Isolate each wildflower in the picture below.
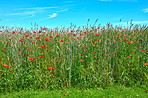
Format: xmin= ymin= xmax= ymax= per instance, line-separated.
xmin=83 ymin=31 xmax=87 ymax=34
xmin=82 ymin=45 xmax=84 ymax=47
xmin=142 ymin=50 xmax=146 ymax=52
xmin=136 ymin=29 xmax=139 ymax=31
xmin=9 ymin=66 xmax=12 ymax=68
xmin=95 ymin=42 xmax=97 ymax=44
xmin=143 ymin=63 xmax=148 ymax=65
xmin=121 ymin=30 xmax=124 ymax=32
xmin=60 ymin=57 xmax=62 ymax=59
xmin=73 ymin=34 xmax=76 ymax=36
xmin=7 ymin=42 xmax=9 ymax=43
xmin=42 ymin=28 xmax=45 ymax=30
xmin=56 ymin=35 xmax=59 ymax=37
xmin=66 ymin=48 xmax=68 ymax=50
xmin=6 ymin=66 xmax=9 ymax=68
xmin=40 ymin=56 xmax=43 ymax=58
xmin=106 ymin=54 xmax=109 ymax=56
xmin=12 ymin=31 xmax=15 ymax=34
xmin=84 ymin=49 xmax=87 ymax=51
xmin=114 ymin=42 xmax=116 ymax=44
xmin=79 ymin=54 xmax=82 ymax=56
xmin=117 ymin=36 xmax=120 ymax=39
xmin=49 ymin=67 xmax=54 ymax=71
xmin=133 ymin=39 xmax=136 ymax=42
xmin=26 ymin=54 xmax=28 ymax=56
xmin=92 ymin=44 xmax=95 ymax=47
xmin=50 ymin=63 xmax=52 ymax=65
xmin=124 ymin=39 xmax=127 ymax=41
xmin=81 ymin=60 xmax=83 ymax=62
xmin=83 ymin=69 xmax=85 ymax=71
xmin=18 ymin=50 xmax=20 ymax=52
xmin=47 ymin=49 xmax=49 ymax=52
xmin=3 ymin=64 xmax=7 ymax=66
xmin=104 ymin=50 xmax=107 ymax=52
xmin=49 ymin=36 xmax=53 ymax=38
xmin=40 ymin=45 xmax=45 ymax=49
xmin=65 ymin=94 xmax=69 ymax=97
xmin=33 ymin=31 xmax=36 ymax=33
xmin=27 ymin=49 xmax=31 ymax=51
xmin=18 ymin=54 xmax=21 ymax=56
xmin=128 ymin=42 xmax=131 ymax=44
xmin=139 ymin=46 xmax=142 ymax=48
xmin=33 ymin=42 xmax=35 ymax=44
xmin=97 ymin=27 xmax=100 ymax=29
xmin=123 ymin=67 xmax=125 ymax=68
xmin=94 ymin=52 xmax=96 ymax=54
xmin=127 ymin=56 xmax=130 ymax=58
xmin=45 ymin=45 xmax=47 ymax=47
xmin=20 ymin=40 xmax=23 ymax=42
xmin=61 ymin=59 xmax=63 ymax=61
xmin=36 ymin=37 xmax=40 ymax=39
xmin=68 ymin=33 xmax=71 ymax=35
xmin=60 ymin=40 xmax=64 ymax=42
xmin=25 ymin=34 xmax=29 ymax=37
xmin=115 ymin=54 xmax=117 ymax=57
xmin=71 ymin=30 xmax=73 ymax=32
xmin=39 ymin=30 xmax=41 ymax=33
xmin=29 ymin=58 xmax=35 ymax=61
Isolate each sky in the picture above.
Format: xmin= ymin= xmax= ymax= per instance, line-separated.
xmin=0 ymin=0 xmax=148 ymax=30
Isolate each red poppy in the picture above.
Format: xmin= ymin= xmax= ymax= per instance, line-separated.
xmin=3 ymin=50 xmax=5 ymax=51
xmin=33 ymin=42 xmax=35 ymax=44
xmin=128 ymin=42 xmax=131 ymax=44
xmin=133 ymin=39 xmax=136 ymax=42
xmin=82 ymin=45 xmax=84 ymax=47
xmin=83 ymin=31 xmax=87 ymax=34
xmin=71 ymin=30 xmax=73 ymax=32
xmin=61 ymin=59 xmax=63 ymax=61
xmin=104 ymin=50 xmax=107 ymax=52
xmin=143 ymin=63 xmax=148 ymax=65
xmin=97 ymin=27 xmax=100 ymax=29
xmin=79 ymin=54 xmax=82 ymax=56
xmin=95 ymin=42 xmax=97 ymax=44
xmin=7 ymin=42 xmax=9 ymax=43
xmin=60 ymin=57 xmax=62 ymax=59
xmin=18 ymin=54 xmax=21 ymax=56
xmin=84 ymin=49 xmax=87 ymax=51
xmin=49 ymin=36 xmax=53 ymax=38
xmin=81 ymin=60 xmax=83 ymax=62
xmin=60 ymin=40 xmax=64 ymax=42
xmin=26 ymin=54 xmax=28 ymax=56
xmin=139 ymin=46 xmax=142 ymax=48
xmin=6 ymin=66 xmax=9 ymax=68
xmin=50 ymin=63 xmax=52 ymax=65
xmin=20 ymin=40 xmax=23 ymax=42
xmin=106 ymin=54 xmax=109 ymax=56
xmin=115 ymin=54 xmax=117 ymax=57
xmin=68 ymin=33 xmax=71 ymax=35
xmin=33 ymin=31 xmax=36 ymax=33
xmin=73 ymin=34 xmax=76 ymax=36
xmin=117 ymin=36 xmax=120 ymax=39
xmin=114 ymin=42 xmax=116 ymax=44
xmin=40 ymin=56 xmax=43 ymax=58
xmin=127 ymin=56 xmax=130 ymax=58
xmin=142 ymin=50 xmax=146 ymax=52
xmin=47 ymin=49 xmax=49 ymax=52
xmin=12 ymin=31 xmax=15 ymax=34
xmin=95 ymin=34 xmax=98 ymax=36
xmin=36 ymin=37 xmax=39 ymax=39
xmin=39 ymin=30 xmax=41 ymax=33
xmin=28 ymin=49 xmax=31 ymax=51
xmin=56 ymin=35 xmax=59 ymax=37
xmin=136 ymin=29 xmax=139 ymax=31
xmin=40 ymin=45 xmax=45 ymax=49
xmin=18 ymin=50 xmax=20 ymax=52
xmin=25 ymin=35 xmax=29 ymax=37
xmin=49 ymin=67 xmax=54 ymax=71
xmin=42 ymin=28 xmax=45 ymax=30
xmin=66 ymin=48 xmax=68 ymax=50
xmin=65 ymin=94 xmax=69 ymax=96
xmin=94 ymin=52 xmax=96 ymax=54
xmin=83 ymin=69 xmax=85 ymax=71
xmin=124 ymin=39 xmax=127 ymax=41
xmin=29 ymin=58 xmax=35 ymax=61
xmin=121 ymin=30 xmax=124 ymax=32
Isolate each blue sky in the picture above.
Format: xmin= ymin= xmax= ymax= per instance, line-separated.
xmin=0 ymin=0 xmax=148 ymax=29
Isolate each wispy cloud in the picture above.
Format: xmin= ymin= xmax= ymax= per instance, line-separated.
xmin=143 ymin=8 xmax=148 ymax=13
xmin=48 ymin=13 xmax=57 ymax=18
xmin=14 ymin=7 xmax=57 ymax=10
xmin=6 ymin=11 xmax=39 ymax=16
xmin=99 ymin=0 xmax=112 ymax=1
xmin=22 ymin=14 xmax=35 ymax=19
xmin=56 ymin=9 xmax=69 ymax=12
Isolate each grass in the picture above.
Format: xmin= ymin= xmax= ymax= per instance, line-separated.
xmin=1 ymin=86 xmax=148 ymax=98
xmin=0 ymin=21 xmax=148 ymax=94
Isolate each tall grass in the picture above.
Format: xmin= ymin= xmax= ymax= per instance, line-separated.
xmin=0 ymin=22 xmax=148 ymax=93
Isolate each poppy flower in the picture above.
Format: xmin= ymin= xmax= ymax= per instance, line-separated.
xmin=47 ymin=49 xmax=49 ymax=52
xmin=49 ymin=36 xmax=53 ymax=38
xmin=66 ymin=48 xmax=68 ymax=50
xmin=3 ymin=50 xmax=5 ymax=51
xmin=82 ymin=45 xmax=84 ymax=47
xmin=49 ymin=67 xmax=54 ymax=71
xmin=84 ymin=49 xmax=87 ymax=51
xmin=124 ymin=39 xmax=127 ymax=41
xmin=12 ymin=31 xmax=15 ymax=34
xmin=56 ymin=35 xmax=59 ymax=37
xmin=26 ymin=54 xmax=28 ymax=56
xmin=94 ymin=52 xmax=96 ymax=54
xmin=39 ymin=30 xmax=41 ymax=33
xmin=9 ymin=66 xmax=12 ymax=68
xmin=97 ymin=27 xmax=100 ymax=29
xmin=83 ymin=31 xmax=87 ymax=34
xmin=65 ymin=94 xmax=69 ymax=96
xmin=50 ymin=63 xmax=52 ymax=65
xmin=133 ymin=39 xmax=136 ymax=42
xmin=18 ymin=54 xmax=21 ymax=56
xmin=33 ymin=42 xmax=35 ymax=44
xmin=95 ymin=42 xmax=97 ymax=44
xmin=61 ymin=59 xmax=63 ymax=61
xmin=106 ymin=54 xmax=109 ymax=56
xmin=28 ymin=49 xmax=31 ymax=51
xmin=136 ymin=29 xmax=139 ymax=31
xmin=142 ymin=50 xmax=146 ymax=52
xmin=29 ymin=58 xmax=35 ymax=61
xmin=121 ymin=30 xmax=124 ymax=32
xmin=40 ymin=56 xmax=43 ymax=58
xmin=79 ymin=54 xmax=82 ymax=56
xmin=143 ymin=63 xmax=148 ymax=65
xmin=114 ymin=42 xmax=116 ymax=44
xmin=73 ymin=34 xmax=76 ymax=36
xmin=139 ymin=46 xmax=142 ymax=48
xmin=127 ymin=56 xmax=130 ymax=58
xmin=81 ymin=60 xmax=83 ymax=62
xmin=6 ymin=66 xmax=9 ymax=68
xmin=42 ymin=28 xmax=45 ymax=30
xmin=33 ymin=31 xmax=36 ymax=33
xmin=60 ymin=40 xmax=64 ymax=42
xmin=95 ymin=34 xmax=98 ymax=36
xmin=36 ymin=37 xmax=40 ymax=39
xmin=60 ymin=57 xmax=62 ymax=59
xmin=104 ymin=50 xmax=107 ymax=52
xmin=20 ymin=40 xmax=23 ymax=42
xmin=68 ymin=33 xmax=71 ymax=35
xmin=40 ymin=45 xmax=45 ymax=49
xmin=117 ymin=36 xmax=120 ymax=39
xmin=128 ymin=42 xmax=131 ymax=44
xmin=71 ymin=30 xmax=73 ymax=32
xmin=115 ymin=54 xmax=117 ymax=57
xmin=83 ymin=69 xmax=85 ymax=71
xmin=25 ymin=34 xmax=29 ymax=37
xmin=7 ymin=42 xmax=9 ymax=43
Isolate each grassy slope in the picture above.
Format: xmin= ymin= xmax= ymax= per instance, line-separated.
xmin=1 ymin=86 xmax=148 ymax=98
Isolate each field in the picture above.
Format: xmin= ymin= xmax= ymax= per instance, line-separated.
xmin=0 ymin=22 xmax=148 ymax=97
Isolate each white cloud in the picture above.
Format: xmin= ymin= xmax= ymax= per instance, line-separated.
xmin=14 ymin=7 xmax=57 ymax=10
xmin=99 ymin=0 xmax=112 ymax=1
xmin=49 ymin=13 xmax=57 ymax=18
xmin=143 ymin=8 xmax=148 ymax=13
xmin=56 ymin=9 xmax=68 ymax=12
